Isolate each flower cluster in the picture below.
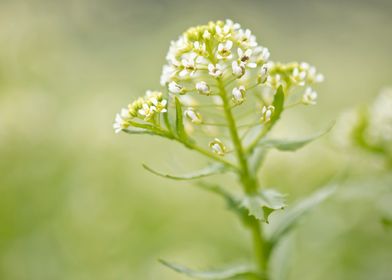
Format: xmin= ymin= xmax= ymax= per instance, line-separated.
xmin=114 ymin=19 xmax=324 ymax=144
xmin=113 ymin=90 xmax=168 ymax=133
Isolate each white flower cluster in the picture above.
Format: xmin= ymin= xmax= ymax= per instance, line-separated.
xmin=160 ymin=20 xmax=271 ymax=101
xmin=113 ymin=90 xmax=168 ymax=133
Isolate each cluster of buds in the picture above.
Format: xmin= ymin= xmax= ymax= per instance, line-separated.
xmin=113 ymin=90 xmax=168 ymax=133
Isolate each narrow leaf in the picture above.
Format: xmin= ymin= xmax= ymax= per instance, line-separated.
xmin=159 ymin=260 xmax=258 ymax=279
xmin=268 ymin=185 xmax=336 ymax=245
xmin=241 ymin=189 xmax=286 ymax=223
xmin=175 ymin=96 xmax=187 ymax=140
xmin=258 ymin=123 xmax=334 ymax=152
xmin=270 ymin=85 xmax=285 ymax=125
xmin=142 ymin=163 xmax=225 ymax=181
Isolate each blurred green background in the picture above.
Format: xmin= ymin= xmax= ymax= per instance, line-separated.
xmin=0 ymin=0 xmax=391 ymax=279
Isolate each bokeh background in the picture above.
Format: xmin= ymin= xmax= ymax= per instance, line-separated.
xmin=0 ymin=0 xmax=391 ymax=279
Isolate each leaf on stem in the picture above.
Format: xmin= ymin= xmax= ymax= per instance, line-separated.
xmin=174 ymin=96 xmax=188 ymax=141
xmin=241 ymin=189 xmax=287 ymax=223
xmin=142 ymin=163 xmax=226 ymax=181
xmin=268 ymin=184 xmax=336 ymax=245
xmin=159 ymin=260 xmax=259 ymax=279
xmin=257 ymin=123 xmax=334 ymax=152
xmin=270 ymin=85 xmax=285 ymax=125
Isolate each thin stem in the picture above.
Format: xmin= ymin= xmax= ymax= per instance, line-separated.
xmin=217 ymin=77 xmax=268 ymax=276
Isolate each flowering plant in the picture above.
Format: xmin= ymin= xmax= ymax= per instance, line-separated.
xmin=114 ymin=20 xmax=333 ymax=280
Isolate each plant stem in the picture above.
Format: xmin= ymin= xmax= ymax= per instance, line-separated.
xmin=217 ymin=78 xmax=268 ymax=277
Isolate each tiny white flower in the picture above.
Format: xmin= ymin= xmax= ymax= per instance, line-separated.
xmin=208 ymin=63 xmax=224 ymax=78
xmin=261 ymin=105 xmax=275 ymax=123
xmin=258 ymin=64 xmax=269 ymax=84
xmin=203 ymin=30 xmax=211 ymax=39
xmin=292 ymin=67 xmax=307 ymax=86
xmin=255 ymin=46 xmax=270 ymax=63
xmin=168 ymin=81 xmax=185 ymax=94
xmin=232 ymin=86 xmax=246 ymax=104
xmin=193 ymin=41 xmax=206 ymax=55
xmin=138 ymin=103 xmax=156 ymax=120
xmin=236 ymin=28 xmax=257 ymax=48
xmin=215 ymin=24 xmax=231 ymax=41
xmin=184 ymin=108 xmax=202 ymax=124
xmin=209 ymin=138 xmax=226 ymax=156
xmin=217 ymin=40 xmax=233 ymax=60
xmin=232 ymin=61 xmax=245 ymax=77
xmin=113 ymin=113 xmax=129 ymax=134
xmin=179 ymin=53 xmax=198 ymax=77
xmin=225 ymin=19 xmax=241 ymax=30
xmin=196 ymin=81 xmax=211 ymax=95
xmin=302 ymin=87 xmax=318 ymax=105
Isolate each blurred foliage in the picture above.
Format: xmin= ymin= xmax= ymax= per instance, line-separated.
xmin=0 ymin=0 xmax=391 ymax=279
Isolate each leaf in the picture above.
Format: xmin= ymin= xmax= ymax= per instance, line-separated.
xmin=257 ymin=123 xmax=334 ymax=152
xmin=142 ymin=163 xmax=226 ymax=181
xmin=159 ymin=260 xmax=259 ymax=279
xmin=196 ymin=182 xmax=252 ymax=226
xmin=268 ymin=185 xmax=336 ymax=245
xmin=241 ymin=189 xmax=287 ymax=223
xmin=175 ymin=96 xmax=187 ymax=140
xmin=270 ymin=86 xmax=285 ymax=125
xmin=123 ymin=128 xmax=173 ymax=138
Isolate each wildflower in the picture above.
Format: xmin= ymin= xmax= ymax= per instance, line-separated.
xmin=208 ymin=63 xmax=224 ymax=78
xmin=215 ymin=23 xmax=232 ymax=41
xmin=302 ymin=87 xmax=318 ymax=105
xmin=113 ymin=109 xmax=131 ymax=133
xmin=237 ymin=48 xmax=257 ymax=68
xmin=209 ymin=138 xmax=226 ymax=156
xmin=232 ymin=86 xmax=246 ymax=104
xmin=217 ymin=40 xmax=233 ymax=60
xmin=184 ymin=108 xmax=202 ymax=124
xmin=168 ymin=81 xmax=186 ymax=94
xmin=202 ymin=30 xmax=211 ymax=40
xmin=292 ymin=67 xmax=307 ymax=86
xmin=193 ymin=41 xmax=207 ymax=56
xmin=138 ymin=103 xmax=156 ymax=121
xmin=179 ymin=53 xmax=198 ymax=77
xmin=261 ymin=105 xmax=275 ymax=123
xmin=232 ymin=61 xmax=245 ymax=77
xmin=236 ymin=29 xmax=257 ymax=48
xmin=196 ymin=81 xmax=211 ymax=95
xmin=257 ymin=64 xmax=269 ymax=84
xmin=254 ymin=46 xmax=270 ymax=64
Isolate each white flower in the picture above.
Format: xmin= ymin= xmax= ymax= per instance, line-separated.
xmin=138 ymin=103 xmax=156 ymax=121
xmin=113 ymin=110 xmax=130 ymax=133
xmin=237 ymin=48 xmax=257 ymax=68
xmin=258 ymin=64 xmax=269 ymax=84
xmin=208 ymin=63 xmax=224 ymax=78
xmin=179 ymin=53 xmax=198 ymax=77
xmin=202 ymin=30 xmax=211 ymax=39
xmin=217 ymin=40 xmax=233 ymax=60
xmin=168 ymin=81 xmax=185 ymax=94
xmin=193 ymin=41 xmax=206 ymax=56
xmin=302 ymin=87 xmax=318 ymax=105
xmin=215 ymin=24 xmax=232 ymax=41
xmin=196 ymin=81 xmax=211 ymax=95
xmin=232 ymin=61 xmax=245 ymax=77
xmin=292 ymin=67 xmax=307 ymax=86
xmin=209 ymin=138 xmax=226 ymax=156
xmin=261 ymin=105 xmax=275 ymax=123
xmin=236 ymin=29 xmax=257 ymax=48
xmin=266 ymin=74 xmax=281 ymax=89
xmin=184 ymin=108 xmax=202 ymax=124
xmin=232 ymin=86 xmax=246 ymax=104
xmin=308 ymin=66 xmax=324 ymax=83
xmin=254 ymin=46 xmax=270 ymax=63
xmin=160 ymin=65 xmax=176 ymax=86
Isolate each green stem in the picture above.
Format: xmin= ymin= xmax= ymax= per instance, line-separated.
xmin=217 ymin=78 xmax=268 ymax=276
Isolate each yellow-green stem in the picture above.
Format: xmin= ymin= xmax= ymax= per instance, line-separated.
xmin=217 ymin=78 xmax=268 ymax=276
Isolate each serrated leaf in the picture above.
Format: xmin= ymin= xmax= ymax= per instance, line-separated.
xmin=241 ymin=189 xmax=287 ymax=223
xmin=175 ymin=96 xmax=187 ymax=140
xmin=270 ymin=86 xmax=285 ymax=125
xmin=142 ymin=163 xmax=226 ymax=181
xmin=258 ymin=123 xmax=334 ymax=152
xmin=268 ymin=185 xmax=336 ymax=245
xmin=159 ymin=260 xmax=259 ymax=279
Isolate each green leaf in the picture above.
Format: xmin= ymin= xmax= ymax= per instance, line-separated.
xmin=142 ymin=163 xmax=226 ymax=181
xmin=257 ymin=123 xmax=334 ymax=152
xmin=159 ymin=260 xmax=259 ymax=279
xmin=241 ymin=189 xmax=287 ymax=223
xmin=123 ymin=128 xmax=173 ymax=138
xmin=268 ymin=185 xmax=336 ymax=245
xmin=175 ymin=96 xmax=187 ymax=140
xmin=196 ymin=182 xmax=252 ymax=226
xmin=270 ymin=85 xmax=285 ymax=125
